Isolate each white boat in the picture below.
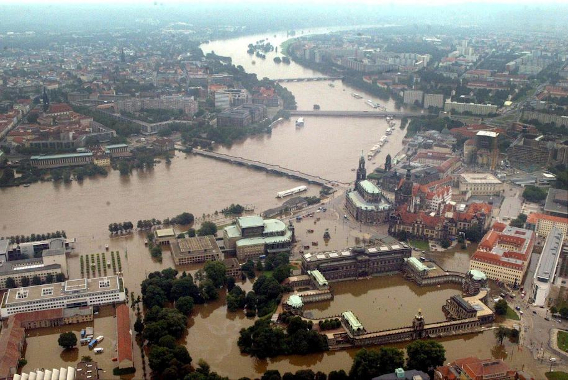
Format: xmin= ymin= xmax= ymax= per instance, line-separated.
xmin=96 ymin=335 xmax=104 ymax=342
xmin=351 ymin=93 xmax=363 ymax=99
xmin=386 ymin=127 xmax=392 ymax=135
xmin=94 ymin=348 xmax=104 ymax=354
xmin=277 ymin=185 xmax=308 ymax=198
xmin=295 ymin=117 xmax=304 ymax=127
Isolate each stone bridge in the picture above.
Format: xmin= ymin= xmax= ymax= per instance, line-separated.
xmin=191 ymin=148 xmax=348 ymax=188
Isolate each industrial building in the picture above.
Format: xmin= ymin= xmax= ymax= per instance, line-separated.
xmin=170 ymin=235 xmax=222 ymax=265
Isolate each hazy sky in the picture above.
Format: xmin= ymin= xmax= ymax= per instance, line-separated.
xmin=0 ymin=0 xmax=567 ymax=4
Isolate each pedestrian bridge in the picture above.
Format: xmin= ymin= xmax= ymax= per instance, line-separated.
xmin=191 ymin=149 xmax=348 ymax=188
xmin=289 ymin=110 xmax=423 ymax=118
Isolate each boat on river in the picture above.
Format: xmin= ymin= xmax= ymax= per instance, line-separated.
xmin=351 ymin=93 xmax=363 ymax=99
xmin=366 ymin=100 xmax=379 ymax=108
xmin=277 ymin=185 xmax=307 ymax=198
xmin=295 ymin=117 xmax=304 ymax=127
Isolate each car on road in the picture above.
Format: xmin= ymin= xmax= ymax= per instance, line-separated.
xmin=533 ymin=310 xmax=537 ymax=314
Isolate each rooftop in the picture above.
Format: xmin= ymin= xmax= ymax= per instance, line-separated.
xmin=303 ymin=242 xmax=409 ymax=263
xmin=236 ymin=228 xmax=293 ymax=247
xmin=342 ymin=311 xmax=364 ymax=331
xmin=460 ymin=173 xmax=502 ymax=184
xmin=237 ymin=216 xmax=265 ymax=229
xmin=308 ymin=270 xmax=328 ymax=287
xmin=359 ymin=180 xmax=381 ymax=195
xmin=469 ymin=269 xmax=487 ymax=281
xmin=116 ymin=303 xmax=133 ymax=364
xmin=3 ymin=276 xmax=121 ymax=306
xmin=155 ymin=228 xmax=175 ymax=238
xmin=30 ymin=152 xmax=93 ymax=160
xmin=544 ymin=188 xmax=568 ymax=216
xmin=286 ymin=294 xmax=304 ymax=308
xmin=535 ymin=226 xmax=564 ymax=283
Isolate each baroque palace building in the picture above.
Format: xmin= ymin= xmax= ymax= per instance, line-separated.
xmin=345 ymin=155 xmax=392 ymax=224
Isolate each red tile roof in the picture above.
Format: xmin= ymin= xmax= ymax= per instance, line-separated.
xmin=116 ymin=304 xmax=133 ymax=365
xmin=0 ymin=316 xmax=26 ymax=379
xmin=527 ymin=212 xmax=568 ymax=225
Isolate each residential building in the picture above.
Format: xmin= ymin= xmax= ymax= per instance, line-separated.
xmin=0 ymin=276 xmax=126 ymax=318
xmin=544 ymin=188 xmax=568 ymax=218
xmin=434 ymin=357 xmax=520 ymax=380
xmin=301 ymin=239 xmax=411 ymax=281
xmin=525 ymin=213 xmax=568 ymax=240
xmin=444 ymin=101 xmax=498 ymax=115
xmin=116 ymin=95 xmax=198 ymax=115
xmin=170 ymin=235 xmax=222 ymax=265
xmin=116 ymin=304 xmax=134 ymax=370
xmin=469 ymin=223 xmax=535 ymax=286
xmin=216 ymin=103 xmax=267 ymax=128
xmin=522 ymin=110 xmax=568 ymax=127
xmin=403 ymin=90 xmax=424 ymax=105
xmin=532 ymin=227 xmax=565 ymax=307
xmin=424 ymin=93 xmax=444 ymax=109
xmin=214 ymin=91 xmax=230 ymax=110
xmin=458 ymin=173 xmax=503 ymax=199
xmin=223 ymin=216 xmax=293 ymax=262
xmin=345 ymin=155 xmax=392 ymax=224
xmin=252 ymin=87 xmax=280 ymax=107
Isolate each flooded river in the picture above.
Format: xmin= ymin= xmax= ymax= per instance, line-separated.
xmin=1 ymin=29 xmax=535 ymax=379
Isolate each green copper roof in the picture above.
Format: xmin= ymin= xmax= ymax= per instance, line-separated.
xmin=469 ymin=269 xmax=487 ymax=281
xmin=286 ymin=294 xmax=304 ymax=308
xmin=359 ymin=180 xmax=380 ymax=194
xmin=342 ymin=311 xmax=363 ymax=331
xmin=237 ymin=216 xmax=265 ymax=229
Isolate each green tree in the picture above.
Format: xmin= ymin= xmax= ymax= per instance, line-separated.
xmin=328 ymin=370 xmax=349 ymax=380
xmin=144 ymin=285 xmax=168 ymax=309
xmin=272 ymin=264 xmax=291 ymax=283
xmin=56 ymin=273 xmax=65 ymax=282
xmin=21 ymin=277 xmax=30 ymax=287
xmin=134 ymin=317 xmax=144 ymax=334
xmin=149 ymin=346 xmax=174 ymax=373
xmin=522 ymin=186 xmax=547 ymax=203
xmin=198 ymin=221 xmax=218 ymax=236
xmin=176 ymin=296 xmax=195 ymax=315
xmin=495 ymin=299 xmax=508 ymax=315
xmin=349 ymin=347 xmax=405 ymax=380
xmin=81 ymin=355 xmax=92 ymax=362
xmin=158 ymin=335 xmax=177 ymax=349
xmin=45 ymin=273 xmax=54 ymax=283
xmin=406 ymin=340 xmax=445 ymax=373
xmin=495 ymin=326 xmax=508 ymax=345
xmin=204 ymin=261 xmax=226 ymax=287
xmin=58 ymin=332 xmax=77 ymax=349
xmin=31 ymin=275 xmax=42 ymax=285
xmin=200 ymin=279 xmax=219 ymax=301
xmin=5 ymin=277 xmax=16 ymax=288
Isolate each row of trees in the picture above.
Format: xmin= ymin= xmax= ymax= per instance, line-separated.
xmin=522 ymin=185 xmax=548 ymax=203
xmin=6 ymin=230 xmax=66 ymax=244
xmin=5 ymin=273 xmax=65 ymax=288
xmin=108 ymin=222 xmax=134 ymax=234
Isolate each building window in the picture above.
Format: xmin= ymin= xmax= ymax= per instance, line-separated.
xmin=42 ymin=287 xmax=54 ymax=296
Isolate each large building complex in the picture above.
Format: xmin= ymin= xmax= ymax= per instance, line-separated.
xmin=531 ymin=227 xmax=565 ymax=307
xmin=345 ymin=156 xmax=392 ymax=224
xmin=301 ymin=240 xmax=412 ymax=281
xmin=1 ymin=276 xmax=126 ymax=318
xmin=469 ymin=223 xmax=535 ymax=286
xmin=434 ymin=357 xmax=520 ymax=380
xmin=216 ymin=104 xmax=267 ymax=127
xmin=223 ymin=216 xmax=293 ymax=262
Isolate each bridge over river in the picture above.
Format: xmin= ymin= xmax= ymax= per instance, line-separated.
xmin=191 ymin=149 xmax=348 ymax=188
xmin=274 ymin=76 xmax=343 ymax=82
xmin=289 ymin=110 xmax=423 ymax=118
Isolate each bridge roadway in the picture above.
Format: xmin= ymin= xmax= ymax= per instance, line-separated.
xmin=274 ymin=76 xmax=343 ymax=82
xmin=191 ymin=149 xmax=348 ymax=188
xmin=289 ymin=110 xmax=423 ymax=118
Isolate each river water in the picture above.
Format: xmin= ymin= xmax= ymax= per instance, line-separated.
xmin=1 ymin=29 xmax=537 ymax=379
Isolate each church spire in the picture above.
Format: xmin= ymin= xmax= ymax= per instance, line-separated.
xmin=356 ymin=152 xmax=366 ymax=183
